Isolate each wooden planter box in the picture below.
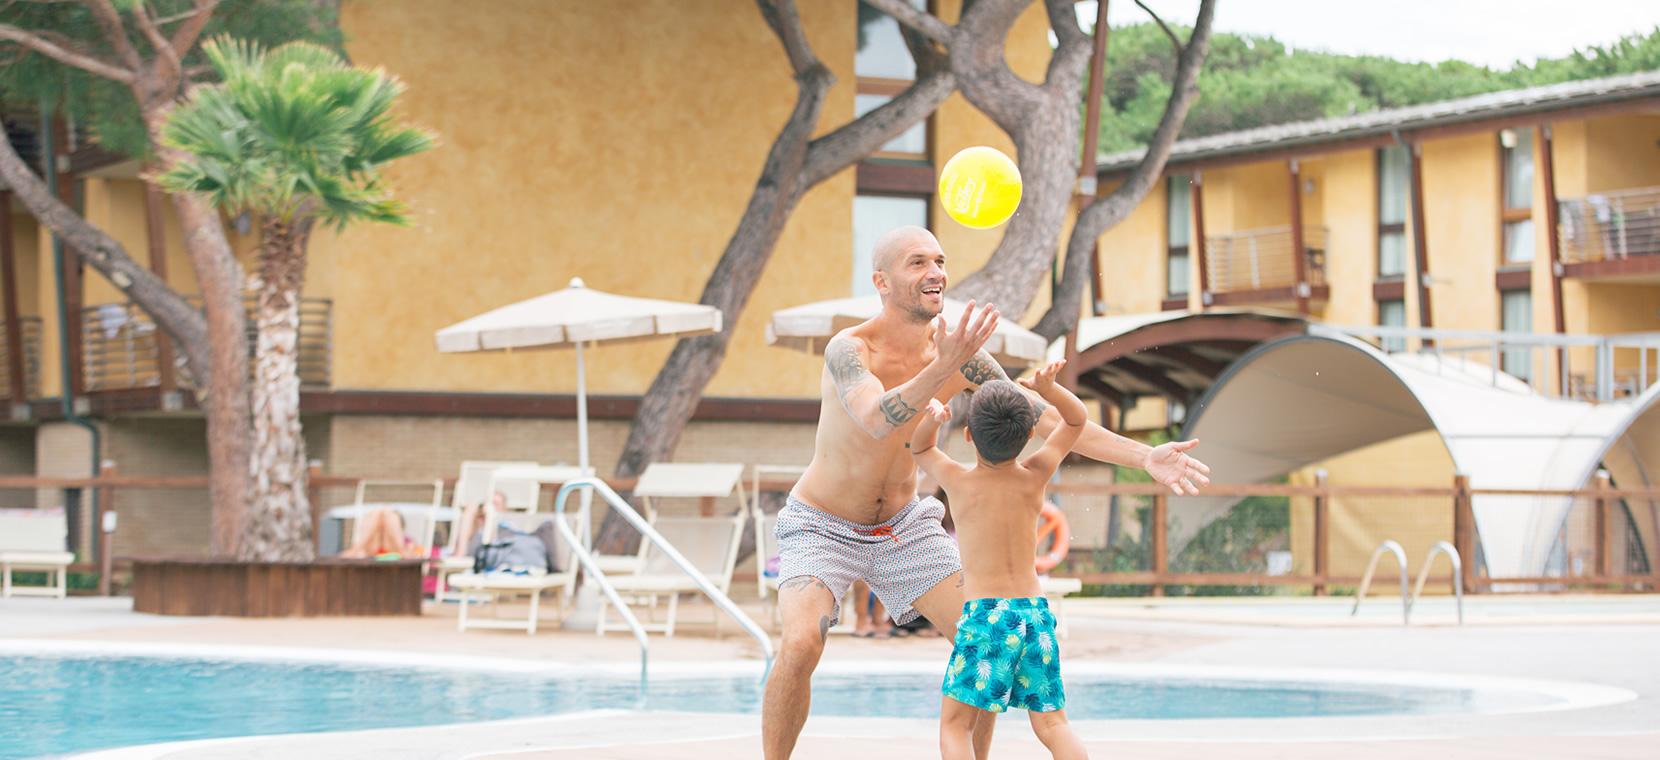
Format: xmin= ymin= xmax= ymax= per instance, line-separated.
xmin=127 ymin=557 xmax=424 ymax=617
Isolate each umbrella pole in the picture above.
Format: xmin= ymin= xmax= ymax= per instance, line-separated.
xmin=576 ymin=339 xmax=593 ymax=550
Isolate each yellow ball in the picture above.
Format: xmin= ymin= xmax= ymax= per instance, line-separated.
xmin=938 ymin=146 xmax=1023 ymax=229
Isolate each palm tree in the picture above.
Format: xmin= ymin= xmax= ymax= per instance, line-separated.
xmin=159 ymin=37 xmax=433 ymax=561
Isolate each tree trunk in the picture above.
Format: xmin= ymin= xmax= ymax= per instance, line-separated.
xmin=945 ymin=0 xmax=1091 ymax=320
xmin=239 ymin=216 xmax=315 ymax=562
xmin=146 ymin=102 xmax=258 ymax=557
xmin=600 ymin=0 xmax=958 ymax=552
xmin=948 ymin=121 xmax=1080 ymax=317
xmin=1030 ymin=0 xmax=1217 ymax=342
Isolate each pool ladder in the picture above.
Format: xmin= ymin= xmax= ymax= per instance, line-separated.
xmin=552 ymin=478 xmax=776 ymax=686
xmin=1351 ymin=540 xmax=1464 ymax=626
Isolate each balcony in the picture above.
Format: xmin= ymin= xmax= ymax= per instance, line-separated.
xmin=81 ymin=298 xmax=332 ymax=393
xmin=1557 ymin=185 xmax=1660 ymax=279
xmin=1203 ymin=225 xmax=1328 ymax=307
xmin=0 ymin=317 xmax=43 ymax=401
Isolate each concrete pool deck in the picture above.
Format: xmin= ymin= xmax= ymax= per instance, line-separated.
xmin=5 ymin=594 xmax=1659 ymax=759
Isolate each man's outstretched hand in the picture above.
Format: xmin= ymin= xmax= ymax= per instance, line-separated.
xmin=1146 ymin=439 xmax=1211 ymax=496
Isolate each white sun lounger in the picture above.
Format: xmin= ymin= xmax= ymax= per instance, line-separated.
xmin=595 ymin=512 xmax=747 ymax=638
xmin=449 ymin=509 xmax=581 ymax=635
xmin=0 ymin=508 xmax=75 ymax=599
xmin=434 ymin=460 xmax=537 ymax=602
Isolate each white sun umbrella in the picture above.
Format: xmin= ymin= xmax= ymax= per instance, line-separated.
xmin=435 ymin=277 xmax=721 ymax=547
xmin=766 ymin=294 xmax=1047 ymax=368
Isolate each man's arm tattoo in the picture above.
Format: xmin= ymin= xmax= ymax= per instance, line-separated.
xmin=879 ymin=390 xmax=919 ymax=426
xmin=960 ymin=350 xmax=1008 ymax=387
xmin=826 ymin=337 xmax=871 ymax=397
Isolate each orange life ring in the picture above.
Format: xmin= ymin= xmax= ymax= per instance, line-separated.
xmin=1034 ymin=501 xmax=1070 ymax=574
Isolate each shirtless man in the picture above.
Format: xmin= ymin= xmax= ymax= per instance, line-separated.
xmin=762 ymin=226 xmax=1211 ymax=759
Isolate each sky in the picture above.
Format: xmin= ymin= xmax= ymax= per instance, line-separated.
xmin=1080 ymin=0 xmax=1660 ymax=69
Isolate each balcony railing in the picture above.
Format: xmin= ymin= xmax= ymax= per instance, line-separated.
xmin=81 ymin=298 xmax=332 ymax=393
xmin=1558 ymin=185 xmax=1660 ymax=264
xmin=0 ymin=317 xmax=43 ymax=400
xmin=1205 ymin=225 xmax=1328 ymax=296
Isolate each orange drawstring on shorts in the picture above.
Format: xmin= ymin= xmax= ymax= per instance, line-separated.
xmin=856 ymin=525 xmax=899 ymax=543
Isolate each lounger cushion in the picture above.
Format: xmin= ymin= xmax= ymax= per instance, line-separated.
xmin=0 ymin=551 xmax=75 ymax=565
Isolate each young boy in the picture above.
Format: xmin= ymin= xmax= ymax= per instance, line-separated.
xmin=910 ymin=359 xmax=1089 ymax=760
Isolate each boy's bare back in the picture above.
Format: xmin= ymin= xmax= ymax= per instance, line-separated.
xmin=910 ymin=361 xmax=1087 ymax=601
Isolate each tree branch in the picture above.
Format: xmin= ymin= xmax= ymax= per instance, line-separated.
xmin=0 ymin=23 xmax=135 ymax=82
xmin=1031 ymin=0 xmax=1215 ymax=341
xmin=949 ymin=0 xmax=1041 ymax=131
xmin=865 ymin=0 xmax=954 ymax=46
xmin=83 ymin=0 xmax=144 ymax=70
xmin=755 ymin=0 xmax=819 ymax=77
xmin=1134 ymin=0 xmax=1182 ymax=55
xmin=166 ymin=0 xmax=217 ymax=62
xmin=1043 ymin=0 xmax=1094 ymax=92
xmin=131 ymin=0 xmax=184 ymax=81
xmin=802 ymin=66 xmax=954 ymax=187
xmin=0 ymin=126 xmax=210 ymax=358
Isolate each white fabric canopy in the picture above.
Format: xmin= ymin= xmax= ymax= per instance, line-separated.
xmin=436 ymin=277 xmax=720 ymax=353
xmin=766 ymin=295 xmax=1046 ymax=368
xmin=1181 ymin=333 xmax=1646 ymax=578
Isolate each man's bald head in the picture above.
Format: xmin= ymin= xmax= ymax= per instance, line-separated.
xmin=871 ymin=225 xmax=940 ymax=276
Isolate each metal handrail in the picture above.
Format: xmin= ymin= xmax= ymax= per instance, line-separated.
xmin=1409 ymin=541 xmax=1464 ymax=625
xmin=553 ymin=477 xmax=775 ymax=685
xmin=1351 ymin=540 xmax=1410 ymax=626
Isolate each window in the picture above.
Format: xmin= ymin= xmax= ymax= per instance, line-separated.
xmin=852 ymin=194 xmax=929 ymax=296
xmin=1501 ymin=129 xmax=1535 ymax=264
xmin=1167 ymin=175 xmax=1191 ymax=297
xmin=1500 ymin=289 xmax=1533 ymax=380
xmin=856 ymin=1 xmax=927 ymax=158
xmin=1377 ymin=145 xmax=1410 ymax=278
xmin=1378 ymin=299 xmax=1406 ymax=353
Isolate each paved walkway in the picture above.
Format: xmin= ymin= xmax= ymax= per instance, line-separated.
xmin=5 ymin=594 xmax=1658 ymax=759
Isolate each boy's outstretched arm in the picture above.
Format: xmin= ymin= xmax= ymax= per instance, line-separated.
xmin=1020 ymin=360 xmax=1087 ymax=476
xmin=910 ymin=399 xmax=965 ymax=487
xmin=962 ymin=348 xmax=1211 ymax=495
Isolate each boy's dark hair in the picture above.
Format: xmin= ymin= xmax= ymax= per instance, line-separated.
xmin=967 ymin=380 xmax=1037 ymax=464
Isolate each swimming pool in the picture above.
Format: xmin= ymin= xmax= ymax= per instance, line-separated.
xmin=0 ymin=646 xmax=1606 ymax=760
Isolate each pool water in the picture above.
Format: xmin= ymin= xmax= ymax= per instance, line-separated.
xmin=0 ymin=655 xmax=1542 ymax=759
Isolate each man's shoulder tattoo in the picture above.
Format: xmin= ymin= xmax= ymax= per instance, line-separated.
xmin=960 ymin=350 xmax=1008 ymax=386
xmin=826 ymin=337 xmax=870 ymax=391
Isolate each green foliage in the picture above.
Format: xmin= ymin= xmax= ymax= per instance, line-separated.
xmin=1165 ymin=495 xmax=1290 ymax=596
xmin=0 ymin=0 xmax=342 ymax=157
xmin=158 ymin=37 xmax=433 ymax=230
xmin=1095 ymin=23 xmax=1660 ymax=153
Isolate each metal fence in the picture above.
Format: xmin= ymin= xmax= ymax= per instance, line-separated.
xmin=1205 ymin=225 xmax=1328 ymax=293
xmin=80 ymin=298 xmax=332 ymax=392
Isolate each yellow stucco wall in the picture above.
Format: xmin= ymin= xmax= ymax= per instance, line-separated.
xmin=1288 ymin=429 xmax=1457 ymax=581
xmin=1420 ymin=132 xmax=1502 ymax=332
xmin=1201 ymin=160 xmax=1292 ymax=235
xmin=1314 ymin=149 xmax=1376 ymax=327
xmin=318 ymin=0 xmax=858 ymax=396
xmin=7 ymin=212 xmax=39 ymax=318
xmin=1095 ymin=177 xmax=1168 ymax=315
xmin=302 ymin=0 xmax=1052 ymax=397
xmin=32 ymin=220 xmax=59 ymax=397
xmin=1586 ymin=114 xmax=1660 ymax=194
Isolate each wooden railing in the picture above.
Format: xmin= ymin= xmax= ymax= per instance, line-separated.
xmin=0 ymin=316 xmax=42 ymax=400
xmin=1043 ymin=476 xmax=1659 ymax=595
xmin=1559 ymin=185 xmax=1660 ymax=264
xmin=8 ymin=467 xmax=1656 ymax=597
xmin=80 ymin=298 xmax=332 ymax=392
xmin=1205 ymin=225 xmax=1327 ymax=294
